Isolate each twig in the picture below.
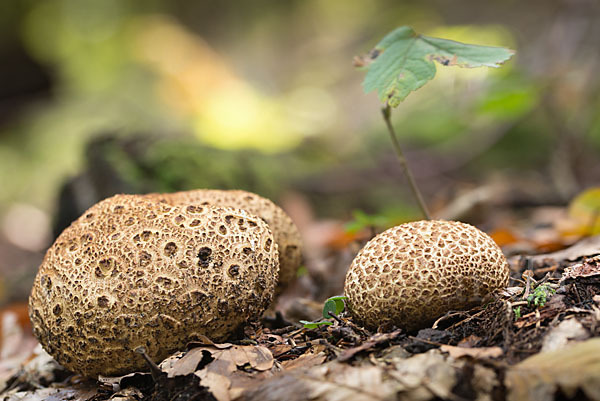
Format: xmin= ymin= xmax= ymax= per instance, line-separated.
xmin=407 ymin=336 xmax=444 ymax=347
xmin=381 ymin=105 xmax=431 ymax=220
xmin=134 ymin=346 xmax=163 ymax=382
xmin=328 ymin=312 xmax=372 ymax=337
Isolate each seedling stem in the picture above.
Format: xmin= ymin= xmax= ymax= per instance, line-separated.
xmin=382 ymin=105 xmax=431 ymax=220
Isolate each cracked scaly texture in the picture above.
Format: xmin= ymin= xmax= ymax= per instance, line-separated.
xmin=344 ymin=220 xmax=509 ymax=332
xmin=29 ymin=194 xmax=278 ymax=377
xmin=145 ymin=190 xmax=302 ymax=294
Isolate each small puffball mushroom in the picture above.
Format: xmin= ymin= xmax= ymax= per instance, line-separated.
xmin=29 ymin=194 xmax=279 ymax=377
xmin=144 ymin=190 xmax=302 ymax=293
xmin=344 ymin=220 xmax=509 ymax=332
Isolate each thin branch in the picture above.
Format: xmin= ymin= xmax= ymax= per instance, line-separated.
xmin=382 ymin=105 xmax=431 ymax=219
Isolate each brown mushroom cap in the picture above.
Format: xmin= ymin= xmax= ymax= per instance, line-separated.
xmin=144 ymin=190 xmax=302 ymax=293
xmin=344 ymin=220 xmax=509 ymax=332
xmin=29 ymin=194 xmax=278 ymax=377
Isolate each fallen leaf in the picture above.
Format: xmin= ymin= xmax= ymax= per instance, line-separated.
xmin=440 ymin=345 xmax=503 ymax=359
xmin=195 ymin=359 xmax=235 ymax=401
xmin=560 ymin=256 xmax=600 ymax=283
xmin=0 ymin=387 xmax=100 ymax=401
xmin=244 ymin=361 xmax=395 ymax=401
xmin=337 ymin=330 xmax=402 ymax=362
xmin=108 ymin=386 xmax=144 ymax=400
xmin=218 ymin=346 xmax=274 ymax=371
xmin=525 ymin=235 xmax=600 ymax=269
xmin=490 ymin=228 xmax=520 ymax=247
xmin=2 ymin=344 xmax=65 ymax=392
xmin=188 ymin=335 xmax=233 ymax=349
xmin=506 ymin=337 xmax=600 ymax=401
xmin=388 ymin=350 xmax=457 ymax=400
xmin=541 ymin=318 xmax=589 ymax=352
xmin=267 ymin=344 xmax=293 ymax=358
xmin=160 ymin=348 xmax=209 ymax=378
xmin=280 ymin=352 xmax=327 ymax=371
xmin=567 ymin=187 xmax=600 ymax=235
xmin=0 ymin=307 xmax=39 ymax=389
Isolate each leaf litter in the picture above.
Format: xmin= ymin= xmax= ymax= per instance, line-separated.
xmin=2 ymin=208 xmax=600 ymax=400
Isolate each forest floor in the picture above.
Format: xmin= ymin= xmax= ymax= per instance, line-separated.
xmin=1 ymin=199 xmax=600 ymax=401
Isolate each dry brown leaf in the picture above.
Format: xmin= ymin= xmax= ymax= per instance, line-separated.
xmin=179 ymin=345 xmax=274 ymax=401
xmin=160 ymin=348 xmax=208 ymax=378
xmin=217 ymin=346 xmax=274 ymax=371
xmin=490 ymin=228 xmax=520 ymax=247
xmin=440 ymin=345 xmax=503 ymax=359
xmin=560 ymin=256 xmax=600 ymax=283
xmin=337 ymin=330 xmax=402 ymax=362
xmin=0 ymin=308 xmax=39 ymax=389
xmin=280 ymin=352 xmax=327 ymax=371
xmin=195 ymin=359 xmax=235 ymax=401
xmin=160 ymin=344 xmax=273 ymax=379
xmin=1 ymin=386 xmax=100 ymax=401
xmin=188 ymin=335 xmax=233 ymax=349
xmin=227 ymin=368 xmax=276 ymax=400
xmin=2 ymin=344 xmax=64 ymax=392
xmin=388 ymin=350 xmax=457 ymax=400
xmin=526 ymin=235 xmax=600 ymax=268
xmin=268 ymin=344 xmax=293 ymax=358
xmin=109 ymin=386 xmax=145 ymax=400
xmin=506 ymin=337 xmax=600 ymax=401
xmin=245 ymin=349 xmax=461 ymax=401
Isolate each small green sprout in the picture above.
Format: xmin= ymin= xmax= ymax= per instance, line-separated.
xmin=323 ymin=296 xmax=347 ymax=318
xmin=513 ymin=306 xmax=521 ymax=320
xmin=301 ymin=295 xmax=348 ymax=329
xmin=527 ymin=284 xmax=556 ymax=307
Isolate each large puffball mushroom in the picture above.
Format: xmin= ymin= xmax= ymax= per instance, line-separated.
xmin=144 ymin=190 xmax=302 ymax=293
xmin=29 ymin=194 xmax=279 ymax=377
xmin=344 ymin=220 xmax=509 ymax=332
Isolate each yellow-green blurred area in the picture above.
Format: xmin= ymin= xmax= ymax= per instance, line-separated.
xmin=1 ymin=0 xmax=600 ymax=302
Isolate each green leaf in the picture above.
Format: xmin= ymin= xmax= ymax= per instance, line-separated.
xmin=358 ymin=26 xmax=514 ymax=107
xmin=300 ymin=320 xmax=333 ymax=329
xmin=322 ymin=295 xmax=347 ymax=318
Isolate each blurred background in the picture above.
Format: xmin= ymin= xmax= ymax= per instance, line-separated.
xmin=1 ymin=0 xmax=600 ymax=307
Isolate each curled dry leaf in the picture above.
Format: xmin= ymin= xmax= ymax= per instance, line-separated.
xmin=160 ymin=349 xmax=206 ymax=378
